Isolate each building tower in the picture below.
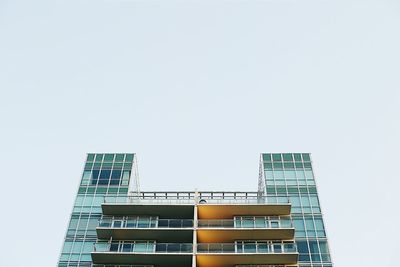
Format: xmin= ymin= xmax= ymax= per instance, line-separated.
xmin=259 ymin=153 xmax=332 ymax=266
xmin=58 ymin=153 xmax=332 ymax=267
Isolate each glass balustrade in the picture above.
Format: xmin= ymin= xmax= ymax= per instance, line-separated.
xmin=197 ymin=217 xmax=292 ymax=228
xmin=94 ymin=242 xmax=295 ymax=254
xmin=94 ymin=242 xmax=193 ymax=253
xmin=197 ymin=242 xmax=297 ymax=254
xmin=98 ymin=216 xmax=194 ymax=228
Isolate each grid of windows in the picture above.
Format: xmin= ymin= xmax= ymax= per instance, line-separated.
xmin=261 ymin=153 xmax=332 ymax=267
xmin=58 ymin=153 xmax=135 ymax=267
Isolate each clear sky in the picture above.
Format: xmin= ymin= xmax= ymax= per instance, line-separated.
xmin=0 ymin=0 xmax=399 ymax=266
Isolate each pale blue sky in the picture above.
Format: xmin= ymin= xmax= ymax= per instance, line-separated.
xmin=0 ymin=0 xmax=399 ymax=266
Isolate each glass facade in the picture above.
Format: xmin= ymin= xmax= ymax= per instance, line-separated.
xmin=260 ymin=153 xmax=333 ymax=267
xmin=58 ymin=152 xmax=332 ymax=267
xmin=58 ymin=153 xmax=136 ymax=267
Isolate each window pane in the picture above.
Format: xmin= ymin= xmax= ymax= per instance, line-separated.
xmin=68 ymin=218 xmax=79 ymax=229
xmin=255 ymin=217 xmax=266 ymax=228
xmin=293 ymin=218 xmax=305 ymax=231
xmin=309 ymin=241 xmax=319 ymax=253
xmin=95 ymin=154 xmax=104 ymax=162
xmin=310 ymin=196 xmax=319 ymax=206
xmin=293 ymin=153 xmax=302 ymax=161
xmin=125 ymin=154 xmax=134 ymax=162
xmin=285 ymin=170 xmax=296 ymax=179
xmin=262 ymin=154 xmax=272 ymax=162
xmin=91 ymin=170 xmax=100 ymax=185
xmin=301 ymin=195 xmax=310 ymax=207
xmin=296 ymin=241 xmax=309 ymax=253
xmin=274 ymin=170 xmax=284 ymax=179
xmin=82 ymin=242 xmax=93 ymax=253
xmin=314 ymin=218 xmax=324 ymax=230
xmin=302 ymin=153 xmax=311 ymax=161
xmin=99 ymin=169 xmax=111 ymax=182
xmin=290 ymin=196 xmax=301 ymax=206
xmin=62 ymin=242 xmax=73 ymax=253
xmin=110 ymin=243 xmax=119 ymax=251
xmin=305 ymin=218 xmax=315 ymax=230
xmin=296 ymin=170 xmax=305 ymax=179
xmin=244 ymin=243 xmax=256 ymax=253
xmin=77 ymin=218 xmax=88 ymax=230
xmin=319 ymin=241 xmax=329 ymax=254
xmin=272 ymin=154 xmax=282 ymax=161
xmin=104 ymin=154 xmax=114 ymax=162
xmin=115 ymin=154 xmax=125 ymax=162
xmin=283 ymin=153 xmax=293 ymax=161
xmin=134 ymin=242 xmax=148 ymax=252
xmin=305 ymin=170 xmax=314 ymax=179
xmin=123 ymin=243 xmax=132 ymax=252
xmin=72 ymin=242 xmax=83 ymax=253
xmin=242 ymin=218 xmax=254 ymax=228
xmin=110 ymin=170 xmax=122 ymax=185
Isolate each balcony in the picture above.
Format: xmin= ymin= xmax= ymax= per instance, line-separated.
xmin=101 ymin=193 xmax=290 ymax=217
xmin=91 ymin=242 xmax=193 ymax=266
xmin=196 ymin=242 xmax=298 ymax=267
xmin=101 ymin=196 xmax=195 ymax=218
xmin=197 ymin=218 xmax=294 ymax=242
xmin=96 ymin=217 xmax=194 ymax=241
xmin=196 ymin=195 xmax=290 ymax=219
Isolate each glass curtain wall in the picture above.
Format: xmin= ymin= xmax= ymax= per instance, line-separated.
xmin=261 ymin=153 xmax=333 ymax=267
xmin=58 ymin=153 xmax=135 ymax=267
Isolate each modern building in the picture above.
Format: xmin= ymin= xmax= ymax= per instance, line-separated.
xmin=58 ymin=153 xmax=332 ymax=267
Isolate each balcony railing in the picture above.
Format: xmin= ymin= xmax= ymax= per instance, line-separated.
xmin=93 ymin=242 xmax=193 ymax=253
xmin=103 ymin=195 xmax=289 ymax=205
xmin=104 ymin=195 xmax=195 ymax=205
xmin=197 ymin=197 xmax=288 ymax=205
xmin=197 ymin=242 xmax=297 ymax=254
xmin=197 ymin=218 xmax=292 ymax=228
xmin=93 ymin=242 xmax=295 ymax=254
xmin=98 ymin=216 xmax=194 ymax=228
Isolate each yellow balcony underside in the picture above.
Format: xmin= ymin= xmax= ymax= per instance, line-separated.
xmin=197 ymin=228 xmax=295 ymax=243
xmin=196 ymin=253 xmax=298 ymax=267
xmin=197 ymin=204 xmax=291 ymax=219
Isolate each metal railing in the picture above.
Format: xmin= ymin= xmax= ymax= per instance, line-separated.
xmin=104 ymin=195 xmax=195 ymax=204
xmin=93 ymin=242 xmax=296 ymax=254
xmin=98 ymin=217 xmax=194 ymax=228
xmin=94 ymin=242 xmax=193 ymax=253
xmin=197 ymin=242 xmax=297 ymax=254
xmin=197 ymin=218 xmax=292 ymax=228
xmin=103 ymin=195 xmax=290 ymax=205
xmin=197 ymin=196 xmax=290 ymax=205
